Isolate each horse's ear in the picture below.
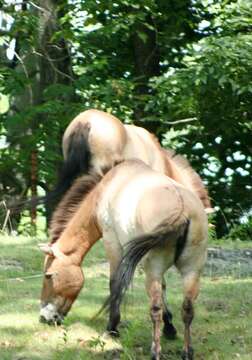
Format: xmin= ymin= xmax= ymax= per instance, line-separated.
xmin=38 ymin=243 xmax=54 ymax=256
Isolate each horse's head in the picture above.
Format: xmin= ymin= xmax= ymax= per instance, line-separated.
xmin=39 ymin=243 xmax=84 ymax=325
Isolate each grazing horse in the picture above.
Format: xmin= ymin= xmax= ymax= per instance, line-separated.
xmin=56 ymin=109 xmax=212 ymax=213
xmin=39 ymin=160 xmax=208 ymax=360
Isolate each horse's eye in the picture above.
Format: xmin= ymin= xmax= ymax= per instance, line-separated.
xmin=45 ymin=272 xmax=54 ymax=279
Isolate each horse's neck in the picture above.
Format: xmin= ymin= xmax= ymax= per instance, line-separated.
xmin=55 ymin=192 xmax=101 ymax=265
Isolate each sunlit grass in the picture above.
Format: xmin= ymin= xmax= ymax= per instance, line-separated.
xmin=0 ymin=234 xmax=251 ymax=359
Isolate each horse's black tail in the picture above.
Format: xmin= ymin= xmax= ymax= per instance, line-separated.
xmin=97 ymin=220 xmax=190 ymax=316
xmin=49 ymin=124 xmax=91 ymax=208
xmin=8 ymin=123 xmax=91 ymax=215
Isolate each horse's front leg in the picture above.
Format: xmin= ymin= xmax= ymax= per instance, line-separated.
xmin=103 ymin=235 xmax=123 ymax=337
xmin=106 ymin=277 xmax=121 ymax=337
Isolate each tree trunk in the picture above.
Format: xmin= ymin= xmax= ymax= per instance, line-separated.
xmin=132 ymin=16 xmax=161 ymax=133
xmin=30 ymin=150 xmax=38 ymax=228
xmin=37 ymin=0 xmax=75 ymax=225
xmin=6 ymin=0 xmax=74 ymax=230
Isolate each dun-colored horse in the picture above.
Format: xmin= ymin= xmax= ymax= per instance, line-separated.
xmin=39 ymin=160 xmax=208 ymax=360
xmin=57 ymin=109 xmax=212 ymax=213
xmin=10 ymin=109 xmax=213 ymax=224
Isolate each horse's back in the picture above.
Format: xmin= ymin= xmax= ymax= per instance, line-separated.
xmin=124 ymin=125 xmax=167 ymax=173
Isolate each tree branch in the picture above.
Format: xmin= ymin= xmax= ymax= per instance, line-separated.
xmin=166 ymin=117 xmax=197 ymax=125
xmin=28 ymin=1 xmax=50 ymax=14
xmin=32 ymin=49 xmax=75 ymax=82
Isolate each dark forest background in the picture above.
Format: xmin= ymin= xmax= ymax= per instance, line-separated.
xmin=0 ymin=0 xmax=251 ymax=238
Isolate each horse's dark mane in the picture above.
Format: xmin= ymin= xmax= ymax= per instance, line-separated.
xmin=49 ymin=173 xmax=101 ymax=243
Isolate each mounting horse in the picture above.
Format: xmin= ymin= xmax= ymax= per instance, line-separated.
xmin=39 ymin=160 xmax=208 ymax=360
xmin=10 ymin=109 xmax=212 ymax=220
xmin=56 ymin=108 xmax=212 ymax=213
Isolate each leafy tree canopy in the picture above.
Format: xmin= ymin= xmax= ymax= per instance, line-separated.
xmin=0 ymin=0 xmax=251 ymax=236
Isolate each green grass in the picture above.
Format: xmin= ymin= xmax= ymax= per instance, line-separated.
xmin=0 ymin=234 xmax=252 ymax=359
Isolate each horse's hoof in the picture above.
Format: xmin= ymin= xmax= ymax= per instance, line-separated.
xmin=151 ymin=346 xmax=161 ymax=360
xmin=181 ymin=346 xmax=194 ymax=360
xmin=163 ymin=323 xmax=177 ymax=340
xmin=107 ymin=329 xmax=120 ymax=338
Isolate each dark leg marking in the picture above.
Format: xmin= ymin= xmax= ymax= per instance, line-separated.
xmin=163 ymin=308 xmax=177 ymax=340
xmin=162 ymin=281 xmax=177 ymax=340
xmin=106 ymin=279 xmax=121 ymax=337
xmin=181 ymin=346 xmax=194 ymax=360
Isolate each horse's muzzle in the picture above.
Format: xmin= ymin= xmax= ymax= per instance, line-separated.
xmin=39 ymin=303 xmax=64 ymax=325
xmin=39 ymin=314 xmax=63 ymax=325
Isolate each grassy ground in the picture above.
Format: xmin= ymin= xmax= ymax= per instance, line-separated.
xmin=0 ymin=234 xmax=251 ymax=360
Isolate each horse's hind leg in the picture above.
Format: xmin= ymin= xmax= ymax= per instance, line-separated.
xmin=146 ymin=275 xmax=163 ymax=360
xmin=162 ymin=278 xmax=177 ymax=340
xmin=180 ymin=272 xmax=200 ymax=360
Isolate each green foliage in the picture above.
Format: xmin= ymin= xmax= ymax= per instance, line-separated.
xmin=148 ymin=1 xmax=252 ymax=235
xmin=0 ymin=93 xmax=9 ymax=113
xmin=225 ymin=217 xmax=252 ymax=242
xmin=0 ymin=0 xmax=251 ymax=236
